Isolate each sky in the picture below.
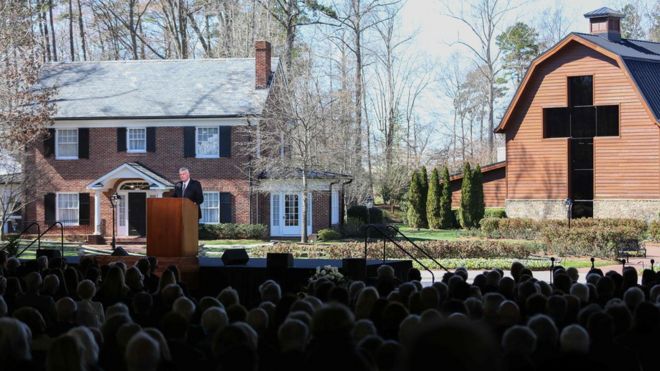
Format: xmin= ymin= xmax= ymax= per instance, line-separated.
xmin=393 ymin=0 xmax=657 ymax=146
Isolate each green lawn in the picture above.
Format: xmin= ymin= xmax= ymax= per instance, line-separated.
xmin=396 ymin=226 xmax=462 ymax=241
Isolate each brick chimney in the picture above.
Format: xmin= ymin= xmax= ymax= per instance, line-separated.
xmin=584 ymin=7 xmax=624 ymax=42
xmin=255 ymin=41 xmax=272 ymax=89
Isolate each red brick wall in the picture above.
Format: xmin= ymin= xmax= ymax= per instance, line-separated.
xmin=25 ymin=126 xmax=252 ymax=237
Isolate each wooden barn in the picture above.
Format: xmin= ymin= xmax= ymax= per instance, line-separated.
xmin=450 ymin=161 xmax=507 ymax=208
xmin=494 ymin=7 xmax=660 ymax=221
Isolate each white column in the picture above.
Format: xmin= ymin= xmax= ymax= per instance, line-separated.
xmin=94 ymin=190 xmax=101 ymax=235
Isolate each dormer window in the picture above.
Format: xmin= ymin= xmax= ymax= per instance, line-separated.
xmin=568 ymin=76 xmax=593 ymax=107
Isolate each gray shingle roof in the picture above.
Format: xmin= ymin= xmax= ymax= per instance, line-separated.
xmin=583 ymin=7 xmax=624 ymax=18
xmin=40 ymin=58 xmax=279 ymax=120
xmin=574 ymin=33 xmax=660 ymax=121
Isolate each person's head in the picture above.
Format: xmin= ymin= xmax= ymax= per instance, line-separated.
xmin=178 ymin=167 xmax=190 ymax=182
xmin=125 ymin=266 xmax=144 ymax=291
xmin=377 ymin=265 xmax=395 ymax=280
xmin=399 ymin=314 xmax=421 ymax=349
xmin=502 ymin=325 xmax=537 ymax=355
xmin=355 ymin=286 xmax=379 ymax=319
xmin=246 ymin=308 xmax=269 ymax=334
xmin=278 ymin=319 xmax=309 ymax=352
xmin=201 ymin=307 xmax=229 ymax=335
xmin=570 ymin=283 xmax=589 ymax=304
xmin=290 ymin=299 xmax=314 ymax=316
xmin=24 ymin=271 xmax=43 ymax=294
xmin=349 ymin=281 xmax=366 ymax=304
xmin=199 ymin=296 xmax=224 ymax=313
xmin=650 ymin=284 xmax=660 ymax=303
xmin=132 ymin=292 xmax=153 ymax=315
xmin=527 ymin=314 xmax=558 ymax=348
xmin=0 ymin=296 xmax=6 ymax=317
xmin=259 ymin=280 xmax=282 ymax=303
xmin=0 ymin=317 xmax=31 ymax=363
xmin=632 ymin=301 xmax=660 ymax=333
xmin=43 ymin=274 xmax=60 ymax=296
xmin=160 ymin=312 xmax=188 ymax=341
xmin=157 ymin=270 xmax=176 ymax=293
xmin=172 ymin=296 xmax=196 ymax=322
xmin=352 ymin=319 xmax=377 ymax=344
xmin=103 ymin=265 xmax=128 ymax=297
xmin=311 ymin=304 xmax=355 ymax=340
xmin=546 ymin=295 xmax=567 ymax=324
xmin=218 ymin=286 xmax=240 ymax=307
xmin=106 ymin=302 xmax=130 ymax=319
xmin=77 ymin=279 xmax=97 ymax=300
xmin=497 ymin=300 xmax=520 ymax=328
xmin=623 ymin=287 xmax=645 ymax=312
xmin=56 ymin=297 xmax=78 ymax=323
xmin=37 ymin=256 xmax=49 ymax=271
xmin=605 ymin=302 xmax=632 ymax=335
xmin=126 ymin=331 xmax=160 ymax=371
xmin=68 ymin=327 xmax=99 ymax=366
xmin=143 ymin=328 xmax=171 ymax=363
xmin=117 ymin=323 xmax=143 ymax=351
xmin=560 ymin=325 xmax=589 ymax=353
xmin=161 ymin=284 xmax=184 ymax=309
xmin=47 ymin=334 xmax=85 ymax=371
xmin=136 ymin=258 xmax=150 ymax=276
xmin=566 ymin=267 xmax=579 ymax=283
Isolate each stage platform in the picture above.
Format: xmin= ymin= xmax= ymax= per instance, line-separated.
xmin=63 ymin=255 xmax=412 ymax=307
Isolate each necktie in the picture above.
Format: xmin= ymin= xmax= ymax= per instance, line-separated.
xmin=182 ymin=182 xmax=187 ymax=196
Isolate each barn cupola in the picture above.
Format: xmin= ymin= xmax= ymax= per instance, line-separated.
xmin=584 ymin=7 xmax=625 ymax=42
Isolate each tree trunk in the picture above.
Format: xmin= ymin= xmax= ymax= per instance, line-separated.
xmin=129 ymin=0 xmax=138 ymax=59
xmin=77 ymin=0 xmax=87 ymax=60
xmin=69 ymin=0 xmax=75 ymax=60
xmin=301 ymin=172 xmax=308 ymax=243
xmin=48 ymin=0 xmax=57 ymax=61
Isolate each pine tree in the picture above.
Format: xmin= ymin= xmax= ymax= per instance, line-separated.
xmin=472 ymin=164 xmax=485 ymax=225
xmin=460 ymin=163 xmax=473 ymax=228
xmin=406 ymin=171 xmax=423 ymax=228
xmin=439 ymin=166 xmax=453 ymax=229
xmin=427 ymin=168 xmax=442 ymax=229
xmin=419 ymin=166 xmax=429 ymax=228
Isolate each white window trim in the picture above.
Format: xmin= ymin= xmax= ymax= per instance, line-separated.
xmin=200 ymin=191 xmax=220 ymax=224
xmin=56 ymin=192 xmax=79 ymax=226
xmin=195 ymin=126 xmax=220 ymax=158
xmin=127 ymin=127 xmax=147 ymax=153
xmin=55 ymin=129 xmax=79 ymax=160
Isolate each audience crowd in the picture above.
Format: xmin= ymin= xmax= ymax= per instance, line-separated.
xmin=0 ymin=250 xmax=659 ymax=371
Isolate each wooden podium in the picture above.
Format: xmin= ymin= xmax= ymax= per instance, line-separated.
xmin=146 ymin=198 xmax=199 ymax=257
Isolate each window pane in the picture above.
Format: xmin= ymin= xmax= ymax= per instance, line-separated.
xmin=568 ymin=76 xmax=593 ymax=107
xmin=571 ymin=171 xmax=594 ymax=200
xmin=57 ymin=193 xmax=79 ymax=225
xmin=543 ymin=108 xmax=570 ymax=138
xmin=596 ymin=105 xmax=619 ymax=136
xmin=128 ymin=128 xmax=146 ymax=151
xmin=57 ymin=129 xmax=78 ymax=158
xmin=571 ymin=107 xmax=596 ymax=138
xmin=272 ymin=194 xmax=279 ymax=227
xmin=197 ymin=127 xmax=219 ymax=157
xmin=570 ymin=139 xmax=593 ymax=170
xmin=201 ymin=192 xmax=219 ymax=224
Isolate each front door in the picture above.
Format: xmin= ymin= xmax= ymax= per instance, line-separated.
xmin=282 ymin=193 xmax=300 ymax=235
xmin=270 ymin=192 xmax=312 ymax=237
xmin=128 ymin=193 xmax=147 ymax=236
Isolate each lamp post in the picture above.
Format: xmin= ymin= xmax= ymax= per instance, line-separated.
xmin=564 ymin=198 xmax=573 ymax=229
xmin=109 ymin=193 xmax=121 ymax=250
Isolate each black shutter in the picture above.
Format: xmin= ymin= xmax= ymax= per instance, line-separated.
xmin=44 ymin=193 xmax=56 ymax=224
xmin=184 ymin=127 xmax=196 ymax=157
xmin=219 ymin=126 xmax=231 ymax=157
xmin=79 ymin=193 xmax=90 ymax=225
xmin=78 ymin=128 xmax=89 ymax=159
xmin=220 ymin=192 xmax=233 ymax=223
xmin=147 ymin=127 xmax=156 ymax=152
xmin=44 ymin=129 xmax=55 ymax=157
xmin=117 ymin=128 xmax=127 ymax=152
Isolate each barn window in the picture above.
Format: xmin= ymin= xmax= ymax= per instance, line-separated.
xmin=543 ymin=107 xmax=570 ymax=138
xmin=568 ymin=76 xmax=593 ymax=107
xmin=571 ymin=106 xmax=596 ymax=138
xmin=596 ymin=105 xmax=619 ymax=136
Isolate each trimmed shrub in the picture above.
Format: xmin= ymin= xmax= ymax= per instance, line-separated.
xmin=246 ymin=239 xmax=541 ymax=260
xmin=459 ymin=163 xmax=475 ymax=228
xmin=406 ymin=171 xmax=427 ymax=228
xmin=368 ymin=207 xmax=384 ymax=224
xmin=427 ymin=168 xmax=442 ymax=229
xmin=439 ymin=166 xmax=453 ymax=229
xmin=650 ymin=221 xmax=660 ymax=241
xmin=317 ymin=228 xmax=342 ymax=241
xmin=347 ymin=205 xmax=369 ymax=224
xmin=485 ymin=208 xmax=507 ymax=219
xmin=472 ymin=164 xmax=485 ymax=225
xmin=341 ymin=217 xmax=365 ymax=238
xmin=199 ymin=223 xmax=268 ymax=240
xmin=540 ymin=225 xmax=641 ymax=258
xmin=419 ymin=166 xmax=429 ymax=227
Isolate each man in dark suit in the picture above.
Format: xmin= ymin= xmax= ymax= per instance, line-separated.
xmin=173 ymin=167 xmax=204 ymax=219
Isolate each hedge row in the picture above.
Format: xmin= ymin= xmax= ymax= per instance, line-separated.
xmin=480 ymin=217 xmax=648 ymax=240
xmin=650 ymin=221 xmax=660 ymax=241
xmin=246 ymin=239 xmax=540 ymax=260
xmin=199 ymin=224 xmax=268 ymax=240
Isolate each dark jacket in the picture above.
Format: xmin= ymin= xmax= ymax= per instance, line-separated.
xmin=173 ymin=179 xmax=204 ymax=218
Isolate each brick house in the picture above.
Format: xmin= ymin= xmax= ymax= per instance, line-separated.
xmin=27 ymin=41 xmax=350 ymax=241
xmin=495 ymin=8 xmax=660 ymax=221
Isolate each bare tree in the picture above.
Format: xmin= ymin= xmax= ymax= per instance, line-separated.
xmin=77 ymin=0 xmax=87 ymax=60
xmin=442 ymin=0 xmax=515 ymax=160
xmin=536 ymin=5 xmax=571 ymax=49
xmin=0 ymin=0 xmax=55 ymax=239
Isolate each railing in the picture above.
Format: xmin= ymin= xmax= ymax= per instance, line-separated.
xmin=363 ymin=224 xmax=436 ymax=283
xmin=384 ymin=225 xmax=450 ymax=273
xmin=1 ymin=222 xmax=41 ymax=254
xmin=15 ymin=222 xmax=65 ymax=259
